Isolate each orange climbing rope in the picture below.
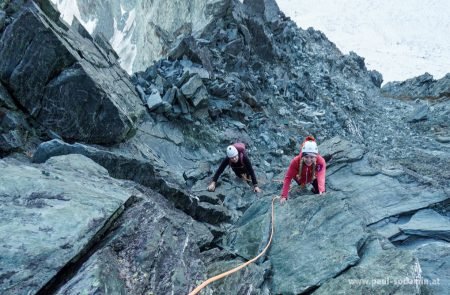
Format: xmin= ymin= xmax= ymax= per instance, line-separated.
xmin=188 ymin=196 xmax=280 ymax=295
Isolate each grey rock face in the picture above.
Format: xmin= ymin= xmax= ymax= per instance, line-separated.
xmin=270 ymin=195 xmax=367 ymax=294
xmin=380 ymin=74 xmax=449 ymax=159
xmin=199 ymin=248 xmax=271 ymax=294
xmin=400 ymin=209 xmax=450 ymax=242
xmin=0 ymin=3 xmax=144 ymax=144
xmin=0 ymin=154 xmax=132 ymax=295
xmin=0 ymin=10 xmax=5 ymax=31
xmin=32 ymin=138 xmax=233 ymax=225
xmin=382 ymin=72 xmax=450 ymax=100
xmin=56 ymin=189 xmax=213 ymax=295
xmin=327 ymin=164 xmax=447 ymax=225
xmin=55 ymin=250 xmax=127 ymax=295
xmin=413 ymin=242 xmax=450 ymax=294
xmin=223 ymin=194 xmax=368 ymax=294
xmin=0 ymin=110 xmax=29 ymax=154
xmin=0 ymin=82 xmax=31 ymax=154
xmin=320 ymin=136 xmax=366 ymax=165
xmin=0 ymin=82 xmax=15 ymax=110
xmin=314 ymin=238 xmax=422 ymax=295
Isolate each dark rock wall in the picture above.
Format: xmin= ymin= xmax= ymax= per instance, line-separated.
xmin=0 ymin=2 xmax=145 ymax=146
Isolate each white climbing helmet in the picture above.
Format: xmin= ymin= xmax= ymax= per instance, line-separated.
xmin=226 ymin=145 xmax=239 ymax=158
xmin=302 ymin=140 xmax=318 ymax=155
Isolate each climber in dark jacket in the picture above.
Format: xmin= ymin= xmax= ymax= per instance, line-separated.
xmin=208 ymin=145 xmax=262 ymax=193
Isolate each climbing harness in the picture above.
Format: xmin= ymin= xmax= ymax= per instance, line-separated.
xmin=188 ymin=196 xmax=280 ymax=295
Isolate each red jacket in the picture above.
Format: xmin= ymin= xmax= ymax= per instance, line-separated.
xmin=281 ymin=153 xmax=326 ymax=198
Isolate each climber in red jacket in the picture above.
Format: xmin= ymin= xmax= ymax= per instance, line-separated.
xmin=280 ymin=136 xmax=326 ymax=204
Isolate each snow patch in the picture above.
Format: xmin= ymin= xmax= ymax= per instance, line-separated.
xmin=50 ymin=0 xmax=97 ymax=34
xmin=110 ymin=8 xmax=137 ymax=74
xmin=277 ymin=0 xmax=450 ymax=83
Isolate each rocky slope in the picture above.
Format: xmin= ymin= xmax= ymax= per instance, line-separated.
xmin=0 ymin=0 xmax=449 ymax=294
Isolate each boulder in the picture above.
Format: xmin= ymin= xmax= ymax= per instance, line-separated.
xmin=407 ymin=103 xmax=429 ymax=123
xmin=146 ymin=89 xmax=163 ymax=111
xmin=319 ymin=136 xmax=366 ymax=167
xmin=0 ymin=154 xmax=132 ymax=295
xmin=181 ymin=74 xmax=204 ymax=98
xmin=0 ymin=3 xmax=144 ymax=144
